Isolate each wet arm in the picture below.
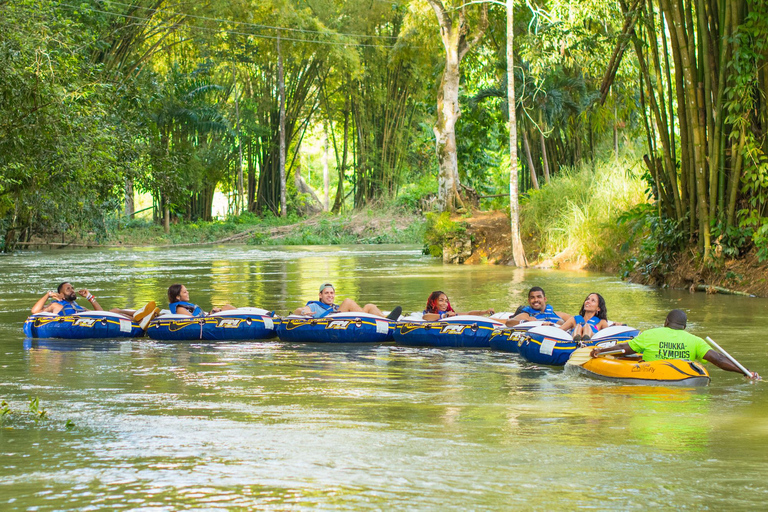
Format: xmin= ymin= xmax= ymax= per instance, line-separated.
xmin=703 ymin=350 xmax=760 ymax=379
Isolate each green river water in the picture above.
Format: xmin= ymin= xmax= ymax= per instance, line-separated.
xmin=1 ymin=245 xmax=767 ymax=510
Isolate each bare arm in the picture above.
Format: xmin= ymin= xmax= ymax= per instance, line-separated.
xmin=78 ymin=289 xmax=102 ymax=311
xmin=591 ymin=342 xmax=636 ymax=358
xmin=703 ymin=350 xmax=761 ymax=379
xmin=31 ymin=291 xmax=55 ymax=314
xmin=293 ymin=306 xmax=312 ymax=316
xmin=460 ymin=309 xmax=494 ymax=316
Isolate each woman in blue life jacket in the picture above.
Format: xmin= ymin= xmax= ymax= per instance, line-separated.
xmin=422 ymin=291 xmax=494 ymax=321
xmin=167 ymin=284 xmax=236 ymax=317
xmin=559 ymin=292 xmax=609 ymax=341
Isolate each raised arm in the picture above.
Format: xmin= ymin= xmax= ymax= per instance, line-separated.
xmin=31 ymin=291 xmax=56 ymax=314
xmin=78 ymin=289 xmax=103 ymax=311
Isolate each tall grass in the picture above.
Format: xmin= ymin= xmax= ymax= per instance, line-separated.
xmin=521 ymin=150 xmax=648 ymax=270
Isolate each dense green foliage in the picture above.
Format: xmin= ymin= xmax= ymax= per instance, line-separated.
xmin=1 ymin=0 xmax=767 ymax=278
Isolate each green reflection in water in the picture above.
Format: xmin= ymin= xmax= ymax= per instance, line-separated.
xmin=1 ymin=245 xmax=767 ymax=510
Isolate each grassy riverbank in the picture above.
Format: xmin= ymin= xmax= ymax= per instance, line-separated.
xmin=18 ymin=206 xmax=426 ymax=248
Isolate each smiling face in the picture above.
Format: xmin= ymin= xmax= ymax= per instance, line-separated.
xmin=583 ymin=293 xmax=600 ymax=313
xmin=178 ymin=285 xmax=190 ymax=302
xmin=527 ymin=290 xmax=547 ymax=312
xmin=318 ymin=286 xmax=335 ymax=305
xmin=436 ymin=293 xmax=450 ymax=312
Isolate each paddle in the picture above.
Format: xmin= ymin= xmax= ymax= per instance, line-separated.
xmin=565 ymin=346 xmax=626 ymax=367
xmin=705 ymin=336 xmax=753 ymax=378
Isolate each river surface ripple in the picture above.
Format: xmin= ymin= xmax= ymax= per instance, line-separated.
xmin=1 ymin=245 xmax=766 ymax=510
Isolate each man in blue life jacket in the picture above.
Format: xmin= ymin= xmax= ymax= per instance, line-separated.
xmin=293 ymin=283 xmax=402 ymax=320
xmin=505 ymin=286 xmax=571 ymax=327
xmin=591 ymin=309 xmax=760 ymax=380
xmin=31 ymin=282 xmax=157 ymax=327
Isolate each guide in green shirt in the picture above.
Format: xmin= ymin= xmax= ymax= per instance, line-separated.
xmin=627 ymin=327 xmax=711 ymax=362
xmin=590 ymin=309 xmax=760 ymax=380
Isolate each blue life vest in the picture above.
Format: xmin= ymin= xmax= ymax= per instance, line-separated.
xmin=169 ymin=301 xmax=205 ymax=317
xmin=306 ymin=300 xmax=338 ymax=318
xmin=521 ymin=304 xmax=562 ymax=322
xmin=54 ymin=299 xmax=86 ymax=316
xmin=573 ymin=314 xmax=602 ymax=333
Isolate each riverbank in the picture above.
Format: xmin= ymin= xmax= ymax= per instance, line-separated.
xmin=13 ymin=207 xmax=426 ymax=249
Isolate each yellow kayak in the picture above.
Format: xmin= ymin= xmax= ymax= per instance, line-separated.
xmin=576 ymin=357 xmax=711 ymax=386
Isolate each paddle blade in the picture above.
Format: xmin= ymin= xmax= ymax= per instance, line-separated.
xmin=566 ymin=347 xmax=594 ymax=367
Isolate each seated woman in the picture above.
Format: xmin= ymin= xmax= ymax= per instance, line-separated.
xmin=422 ymin=291 xmax=494 ymax=321
xmin=167 ymin=284 xmax=236 ymax=317
xmin=559 ymin=292 xmax=609 ymax=341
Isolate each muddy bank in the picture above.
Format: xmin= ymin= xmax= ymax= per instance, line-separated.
xmin=449 ymin=210 xmax=768 ymax=298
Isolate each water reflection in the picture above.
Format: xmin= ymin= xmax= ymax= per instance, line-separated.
xmin=2 ymin=246 xmax=768 ymax=509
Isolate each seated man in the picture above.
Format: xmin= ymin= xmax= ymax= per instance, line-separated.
xmin=505 ymin=286 xmax=571 ymax=327
xmin=293 ymin=283 xmax=402 ymax=320
xmin=31 ymin=282 xmax=157 ymax=327
xmin=591 ymin=309 xmax=760 ymax=380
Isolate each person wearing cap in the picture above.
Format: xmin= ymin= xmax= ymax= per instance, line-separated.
xmin=293 ymin=283 xmax=402 ymax=320
xmin=591 ymin=309 xmax=760 ymax=379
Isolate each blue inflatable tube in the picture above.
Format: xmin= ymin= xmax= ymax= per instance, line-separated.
xmin=146 ymin=308 xmax=278 ymax=341
xmin=518 ymin=324 xmax=640 ymax=366
xmin=276 ymin=312 xmax=394 ymax=343
xmin=23 ymin=311 xmax=144 ymax=339
xmin=488 ymin=321 xmax=545 ymax=353
xmin=393 ymin=315 xmax=506 ymax=348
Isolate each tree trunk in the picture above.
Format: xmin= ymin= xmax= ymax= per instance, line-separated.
xmin=278 ymin=35 xmax=287 ymax=218
xmin=124 ymin=177 xmax=134 ymax=217
xmin=426 ymin=0 xmax=488 ymax=212
xmin=522 ymin=130 xmax=539 ymax=190
xmin=322 ymin=126 xmax=330 ymax=211
xmin=507 ymin=0 xmax=527 ymax=267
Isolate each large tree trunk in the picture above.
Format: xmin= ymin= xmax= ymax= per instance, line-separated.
xmin=507 ymin=0 xmax=527 ymax=267
xmin=426 ymin=0 xmax=488 ymax=212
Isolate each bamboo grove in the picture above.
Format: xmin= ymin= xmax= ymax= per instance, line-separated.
xmin=1 ymin=0 xmax=768 ymax=265
xmin=621 ymin=0 xmax=768 ymax=260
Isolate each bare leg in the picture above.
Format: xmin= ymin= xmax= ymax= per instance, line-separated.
xmin=111 ymin=308 xmax=135 ymax=319
xmin=362 ymin=304 xmax=384 ymax=316
xmin=337 ymin=298 xmax=365 ymax=313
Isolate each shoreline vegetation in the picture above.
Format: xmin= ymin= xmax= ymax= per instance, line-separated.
xmin=15 ymin=155 xmax=768 ymax=297
xmin=4 ymin=2 xmax=768 ymax=300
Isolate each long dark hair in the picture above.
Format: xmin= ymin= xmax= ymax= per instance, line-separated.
xmin=425 ymin=291 xmax=455 ymax=314
xmin=579 ymin=293 xmax=607 ymax=320
xmin=168 ymin=284 xmax=183 ymax=304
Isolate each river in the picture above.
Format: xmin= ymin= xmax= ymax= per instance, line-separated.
xmin=1 ymin=245 xmax=766 ymax=510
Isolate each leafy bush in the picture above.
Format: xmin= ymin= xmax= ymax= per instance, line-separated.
xmin=422 ymin=212 xmax=467 ymax=257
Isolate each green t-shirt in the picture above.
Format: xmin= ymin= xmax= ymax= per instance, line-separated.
xmin=628 ymin=327 xmax=711 ymax=362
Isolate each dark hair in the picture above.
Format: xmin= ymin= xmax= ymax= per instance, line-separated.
xmin=168 ymin=284 xmax=183 ymax=304
xmin=579 ymin=292 xmax=607 ymax=320
xmin=57 ymin=282 xmax=70 ymax=293
xmin=528 ymin=286 xmax=545 ymax=297
xmin=425 ymin=291 xmax=455 ymax=314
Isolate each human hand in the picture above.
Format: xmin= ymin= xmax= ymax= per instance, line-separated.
xmin=590 ymin=348 xmax=600 ymax=358
xmin=211 ymin=307 xmax=222 ymax=313
xmin=77 ymin=289 xmax=89 ymax=298
xmin=446 ymin=311 xmax=456 ymax=317
xmin=748 ymin=371 xmax=761 ymax=381
xmin=487 ymin=309 xmax=495 ymax=315
xmin=302 ymin=307 xmax=312 ymax=316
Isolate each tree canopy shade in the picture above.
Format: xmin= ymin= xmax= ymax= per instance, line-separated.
xmin=1 ymin=0 xmax=768 ymax=267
